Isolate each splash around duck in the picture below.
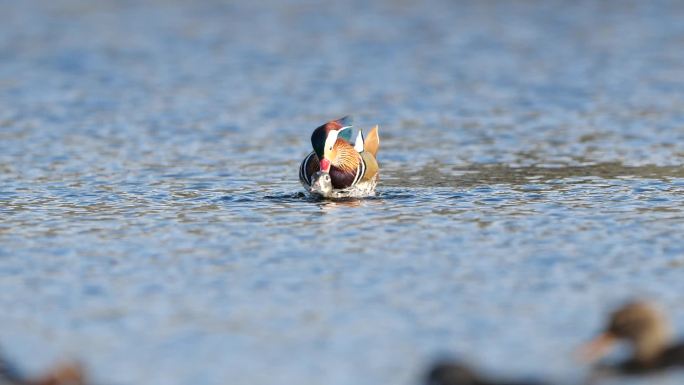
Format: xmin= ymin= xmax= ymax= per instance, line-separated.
xmin=308 ymin=170 xmax=378 ymax=199
xmin=299 ymin=116 xmax=380 ymax=199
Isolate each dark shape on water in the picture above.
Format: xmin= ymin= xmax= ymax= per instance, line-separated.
xmin=263 ymin=192 xmax=316 ymax=202
xmin=425 ymin=360 xmax=552 ymax=385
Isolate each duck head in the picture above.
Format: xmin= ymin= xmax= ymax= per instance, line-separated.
xmin=310 ymin=171 xmax=333 ymax=196
xmin=581 ymin=301 xmax=672 ymax=364
xmin=311 ymin=116 xmax=352 ymax=172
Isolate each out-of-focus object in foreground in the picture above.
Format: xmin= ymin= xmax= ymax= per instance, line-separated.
xmin=581 ymin=300 xmax=684 ymax=374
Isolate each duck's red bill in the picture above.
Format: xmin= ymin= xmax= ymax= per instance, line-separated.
xmin=320 ymin=158 xmax=331 ymax=172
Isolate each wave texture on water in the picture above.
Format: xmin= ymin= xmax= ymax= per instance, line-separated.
xmin=2 ymin=1 xmax=684 ymax=385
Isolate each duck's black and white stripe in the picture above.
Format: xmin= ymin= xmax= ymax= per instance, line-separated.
xmin=299 ymin=151 xmax=315 ymax=186
xmin=301 ymin=151 xmax=368 ymax=189
xmin=351 ymin=153 xmax=366 ymax=186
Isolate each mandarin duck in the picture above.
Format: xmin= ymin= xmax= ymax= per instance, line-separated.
xmin=581 ymin=300 xmax=684 ymax=375
xmin=299 ymin=116 xmax=380 ymax=198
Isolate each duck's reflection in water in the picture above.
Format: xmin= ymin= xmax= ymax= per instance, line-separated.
xmin=316 ymin=198 xmax=363 ymax=211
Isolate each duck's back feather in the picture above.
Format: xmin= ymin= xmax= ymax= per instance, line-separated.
xmin=613 ymin=342 xmax=684 ymax=374
xmin=661 ymin=343 xmax=684 ymax=367
xmin=359 ymin=151 xmax=378 ymax=182
xmin=365 ymin=125 xmax=380 ymax=157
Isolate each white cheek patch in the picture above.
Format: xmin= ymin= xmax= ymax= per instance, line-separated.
xmin=324 ymin=130 xmax=339 ymax=152
xmin=354 ymin=129 xmax=364 ymax=153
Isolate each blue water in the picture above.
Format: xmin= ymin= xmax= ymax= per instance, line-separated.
xmin=2 ymin=1 xmax=684 ymax=384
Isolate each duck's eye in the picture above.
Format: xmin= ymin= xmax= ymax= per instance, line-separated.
xmin=324 ymin=175 xmax=330 ymax=181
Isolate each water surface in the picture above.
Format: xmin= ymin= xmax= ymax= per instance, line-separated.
xmin=2 ymin=1 xmax=684 ymax=385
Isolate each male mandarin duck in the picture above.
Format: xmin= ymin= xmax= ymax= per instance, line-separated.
xmin=581 ymin=300 xmax=684 ymax=375
xmin=299 ymin=116 xmax=380 ymax=198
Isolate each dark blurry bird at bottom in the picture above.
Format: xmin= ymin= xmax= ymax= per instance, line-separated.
xmin=0 ymin=352 xmax=86 ymax=385
xmin=425 ymin=360 xmax=553 ymax=385
xmin=580 ymin=300 xmax=684 ymax=376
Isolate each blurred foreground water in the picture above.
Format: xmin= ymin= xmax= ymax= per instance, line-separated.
xmin=2 ymin=1 xmax=684 ymax=385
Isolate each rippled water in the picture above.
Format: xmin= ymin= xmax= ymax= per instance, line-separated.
xmin=2 ymin=1 xmax=684 ymax=385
